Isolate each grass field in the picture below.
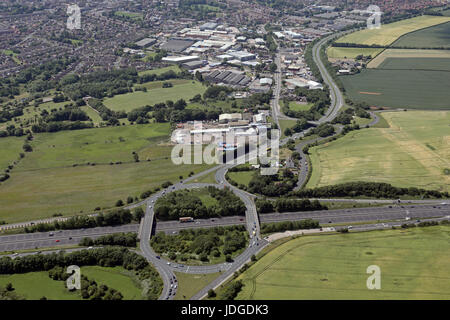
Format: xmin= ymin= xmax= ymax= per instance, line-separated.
xmin=227 ymin=171 xmax=255 ymax=187
xmin=340 ymin=68 xmax=450 ymax=109
xmin=236 ymin=226 xmax=450 ymax=300
xmin=103 ymin=80 xmax=205 ymax=112
xmin=279 ymin=119 xmax=297 ymax=138
xmin=378 ymin=57 xmax=450 ymax=71
xmin=0 ymin=123 xmax=212 ymax=222
xmin=392 ymin=21 xmax=450 ymax=48
xmin=0 ymin=266 xmax=142 ymax=300
xmin=174 ymin=272 xmax=221 ymax=300
xmin=81 ymin=266 xmax=142 ymax=300
xmin=307 ymin=111 xmax=450 ymax=192
xmin=288 ymin=101 xmax=314 ymax=112
xmin=336 ymin=15 xmax=450 ymax=46
xmin=367 ymin=49 xmax=450 ymax=68
xmin=138 ymin=65 xmax=181 ymax=76
xmin=0 ymin=136 xmax=24 ymax=170
xmin=327 ymin=47 xmax=384 ymax=59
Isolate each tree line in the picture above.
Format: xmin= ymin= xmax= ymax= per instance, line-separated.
xmin=292 ymin=181 xmax=449 ymax=199
xmin=255 ymin=198 xmax=327 ymax=213
xmin=24 ymin=209 xmax=141 ymax=233
xmin=260 ymin=219 xmax=320 ymax=234
xmin=79 ymin=232 xmax=138 ymax=248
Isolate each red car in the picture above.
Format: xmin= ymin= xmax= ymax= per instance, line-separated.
xmin=55 ymin=240 xmax=60 ymax=243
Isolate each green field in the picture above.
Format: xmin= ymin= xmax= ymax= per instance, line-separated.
xmin=227 ymin=171 xmax=255 ymax=186
xmin=367 ymin=49 xmax=450 ymax=68
xmin=392 ymin=21 xmax=450 ymax=48
xmin=138 ymin=65 xmax=181 ymax=76
xmin=288 ymin=101 xmax=314 ymax=112
xmin=103 ymin=80 xmax=205 ymax=112
xmin=336 ymin=15 xmax=450 ymax=46
xmin=236 ymin=226 xmax=450 ymax=299
xmin=377 ymin=57 xmax=450 ymax=71
xmin=340 ymin=67 xmax=450 ymax=109
xmin=0 ymin=136 xmax=24 ymax=171
xmin=279 ymin=119 xmax=297 ymax=138
xmin=327 ymin=47 xmax=384 ymax=59
xmin=0 ymin=266 xmax=141 ymax=300
xmin=174 ymin=272 xmax=221 ymax=300
xmin=307 ymin=111 xmax=450 ymax=192
xmin=0 ymin=123 xmax=211 ymax=222
xmin=80 ymin=266 xmax=142 ymax=300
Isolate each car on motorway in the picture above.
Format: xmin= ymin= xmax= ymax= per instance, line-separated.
xmin=69 ymin=237 xmax=72 ymax=240
xmin=167 ymin=262 xmax=171 ymax=265
xmin=55 ymin=240 xmax=60 ymax=242
xmin=156 ymin=256 xmax=160 ymax=259
xmin=12 ymin=253 xmax=18 ymax=257
xmin=348 ymin=226 xmax=353 ymax=230
xmin=49 ymin=232 xmax=54 ymax=236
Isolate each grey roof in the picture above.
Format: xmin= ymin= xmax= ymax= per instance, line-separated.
xmin=160 ymin=39 xmax=195 ymax=52
xmin=136 ymin=38 xmax=156 ymax=47
xmin=216 ymin=71 xmax=231 ymax=80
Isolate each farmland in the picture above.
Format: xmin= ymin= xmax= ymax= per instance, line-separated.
xmin=236 ymin=226 xmax=450 ymax=300
xmin=336 ymin=15 xmax=450 ymax=46
xmin=103 ymin=80 xmax=205 ymax=112
xmin=340 ymin=67 xmax=450 ymax=109
xmin=367 ymin=49 xmax=450 ymax=68
xmin=326 ymin=47 xmax=384 ymax=59
xmin=307 ymin=111 xmax=450 ymax=192
xmin=0 ymin=123 xmax=211 ymax=222
xmin=392 ymin=21 xmax=450 ymax=48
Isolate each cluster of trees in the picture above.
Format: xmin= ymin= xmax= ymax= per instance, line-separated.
xmin=31 ymin=121 xmax=93 ymax=133
xmin=202 ymin=85 xmax=233 ymax=100
xmin=154 ymin=187 xmax=245 ymax=221
xmin=0 ymin=107 xmax=23 ymax=124
xmin=0 ymin=247 xmax=162 ymax=300
xmin=292 ymin=182 xmax=449 ymax=199
xmin=260 ymin=219 xmax=320 ymax=234
xmin=401 ymin=220 xmax=444 ymax=229
xmin=218 ymin=280 xmax=243 ymax=300
xmin=239 ymin=169 xmax=297 ymax=197
xmin=282 ymin=87 xmax=331 ymax=122
xmin=283 ymin=118 xmax=309 ymax=137
xmin=48 ymin=266 xmax=124 ymax=300
xmin=24 ymin=209 xmax=140 ymax=233
xmin=0 ymin=284 xmax=23 ymax=300
xmin=1 ymin=57 xmax=76 ymax=99
xmin=151 ymin=225 xmax=247 ymax=263
xmin=309 ymin=123 xmax=335 ymax=137
xmin=61 ymin=68 xmax=138 ymax=101
xmin=255 ymin=198 xmax=327 ymax=213
xmin=79 ymin=233 xmax=138 ymax=247
xmin=44 ymin=106 xmax=90 ymax=122
xmin=78 ymin=275 xmax=123 ymax=300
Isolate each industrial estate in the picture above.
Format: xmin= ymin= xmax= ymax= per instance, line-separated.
xmin=0 ymin=0 xmax=449 ymax=303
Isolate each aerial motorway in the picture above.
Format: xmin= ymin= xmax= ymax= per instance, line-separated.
xmin=1 ymin=30 xmax=449 ymax=301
